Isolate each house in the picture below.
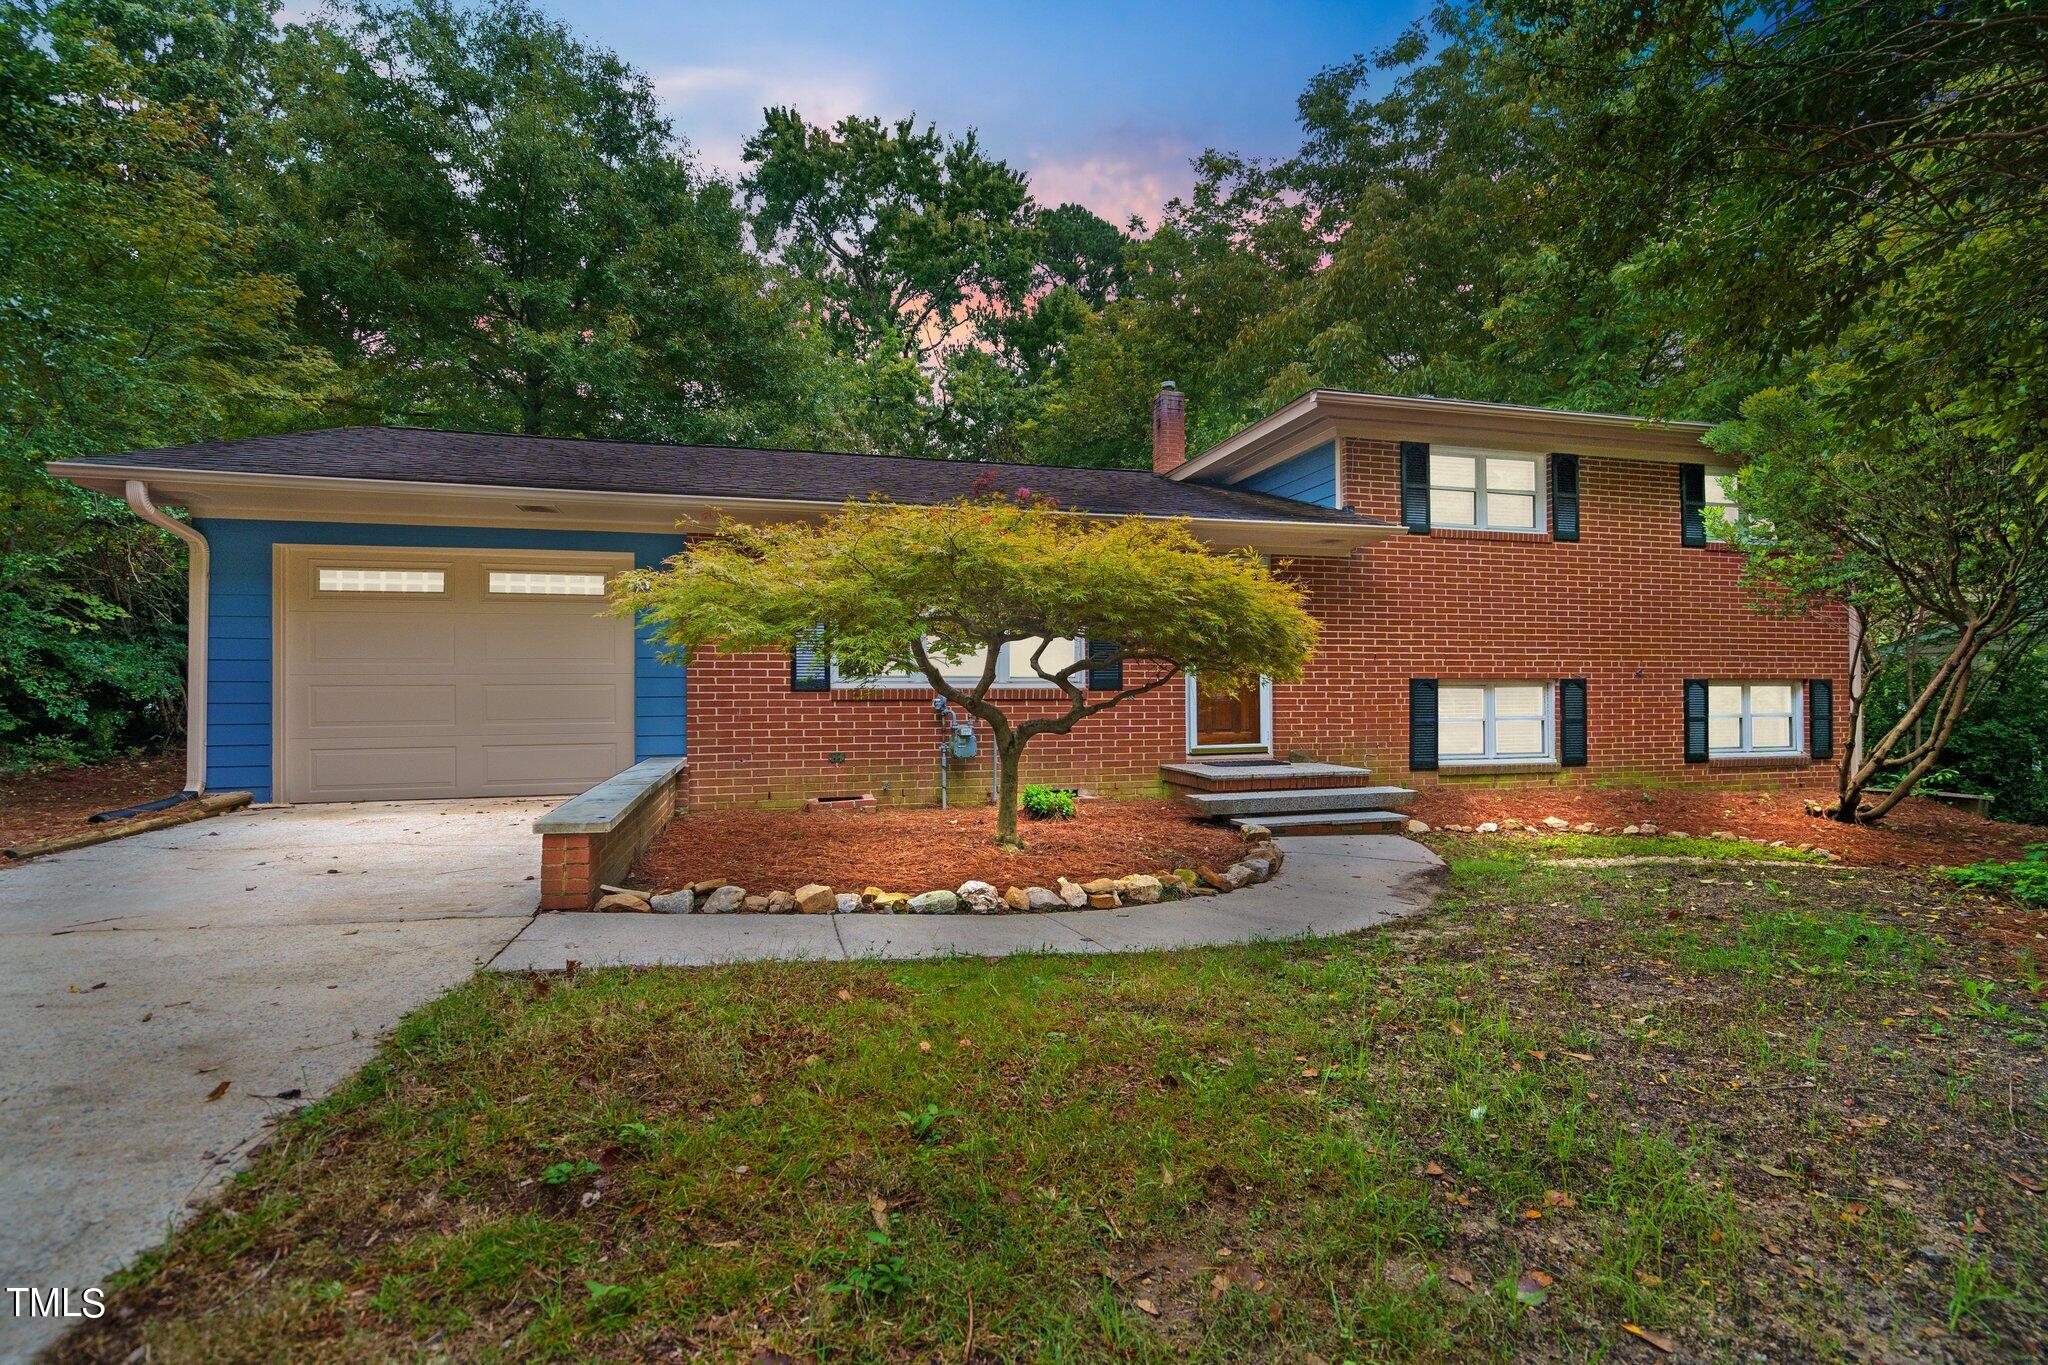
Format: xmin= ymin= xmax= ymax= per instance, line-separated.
xmin=49 ymin=387 xmax=1848 ymax=822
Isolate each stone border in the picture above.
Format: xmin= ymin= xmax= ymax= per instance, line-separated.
xmin=578 ymin=828 xmax=1289 ymax=916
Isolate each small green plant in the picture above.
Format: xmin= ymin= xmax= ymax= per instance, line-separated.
xmin=1946 ymin=1249 xmax=2015 ymax=1332
xmin=892 ymin=1103 xmax=961 ymax=1144
xmin=541 ymin=1159 xmax=600 ymax=1185
xmin=1948 ymin=844 xmax=2048 ymax=906
xmin=615 ymin=1121 xmax=654 ymax=1148
xmin=1021 ymin=784 xmax=1076 ymax=820
xmin=584 ymin=1281 xmax=638 ymax=1322
xmin=828 ymin=1227 xmax=911 ymax=1302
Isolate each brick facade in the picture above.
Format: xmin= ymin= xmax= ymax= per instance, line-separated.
xmin=677 ymin=435 xmax=1848 ymax=809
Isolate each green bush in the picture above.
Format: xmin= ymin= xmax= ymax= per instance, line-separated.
xmin=1021 ymin=784 xmax=1076 ymax=820
xmin=1948 ymin=845 xmax=2048 ymax=906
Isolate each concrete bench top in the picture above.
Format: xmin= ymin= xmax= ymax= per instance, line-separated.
xmin=533 ymin=756 xmax=686 ymax=835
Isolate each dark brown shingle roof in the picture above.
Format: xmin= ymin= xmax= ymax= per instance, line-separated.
xmin=59 ymin=426 xmax=1381 ymax=526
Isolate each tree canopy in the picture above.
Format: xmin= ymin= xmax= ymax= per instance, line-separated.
xmin=613 ymin=498 xmax=1317 ymax=845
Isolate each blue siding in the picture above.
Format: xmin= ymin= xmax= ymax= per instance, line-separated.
xmin=194 ymin=518 xmax=688 ymax=800
xmin=1233 ymin=441 xmax=1339 ymax=508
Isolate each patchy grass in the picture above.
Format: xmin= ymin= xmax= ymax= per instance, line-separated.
xmin=1441 ymin=830 xmax=1827 ymax=863
xmin=62 ymin=850 xmax=2048 ymax=1362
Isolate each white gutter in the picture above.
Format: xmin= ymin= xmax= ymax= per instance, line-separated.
xmin=123 ymin=480 xmax=207 ymax=794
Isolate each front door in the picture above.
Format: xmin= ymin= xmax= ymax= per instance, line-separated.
xmin=1192 ymin=675 xmax=1266 ymax=752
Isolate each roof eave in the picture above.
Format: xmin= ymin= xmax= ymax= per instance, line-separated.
xmin=48 ymin=462 xmax=1392 ymax=558
xmin=1172 ymin=389 xmax=1719 ymax=484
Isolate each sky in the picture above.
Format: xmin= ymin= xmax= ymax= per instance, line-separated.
xmin=547 ymin=0 xmax=1430 ymax=228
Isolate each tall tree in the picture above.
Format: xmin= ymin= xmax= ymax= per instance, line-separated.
xmin=256 ymin=0 xmax=851 ymax=445
xmin=0 ymin=1 xmax=329 ymax=761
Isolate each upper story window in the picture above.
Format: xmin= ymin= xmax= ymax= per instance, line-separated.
xmin=1709 ymin=681 xmax=1800 ymax=755
xmin=1703 ymin=469 xmax=1739 ymax=541
xmin=835 ymin=636 xmax=1083 ymax=689
xmin=1439 ymin=682 xmax=1553 ymax=763
xmin=1429 ymin=449 xmax=1544 ymax=532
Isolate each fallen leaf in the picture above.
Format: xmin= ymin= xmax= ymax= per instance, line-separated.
xmin=1544 ymin=1190 xmax=1576 ymax=1209
xmin=918 ymin=1040 xmax=932 ymax=1053
xmin=1446 ymin=1265 xmax=1476 ymax=1288
xmin=835 ymin=988 xmax=852 ymax=1002
xmin=1623 ymin=1322 xmax=1676 ymax=1354
xmin=204 ymin=1080 xmax=229 ymax=1102
xmin=1634 ymin=1269 xmax=1663 ymax=1287
xmin=1448 ymin=1022 xmax=1466 ymax=1036
xmin=2011 ymin=1171 xmax=2044 ymax=1193
xmin=1134 ymin=1298 xmax=1158 ymax=1317
xmin=1210 ymin=1272 xmax=1230 ymax=1299
xmin=869 ymin=1196 xmax=889 ymax=1232
xmin=1424 ymin=1161 xmax=1445 ymax=1177
xmin=1515 ymin=1271 xmax=1550 ymax=1306
xmin=1563 ymin=1050 xmax=1595 ymax=1061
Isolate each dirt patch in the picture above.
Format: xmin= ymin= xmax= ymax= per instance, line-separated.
xmin=1412 ymin=785 xmax=2043 ymax=867
xmin=632 ymin=799 xmax=1250 ymax=893
xmin=0 ymin=747 xmax=187 ymax=858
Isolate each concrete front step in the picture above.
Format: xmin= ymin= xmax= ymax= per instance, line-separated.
xmin=1231 ymin=810 xmax=1410 ymax=835
xmin=1159 ymin=759 xmax=1378 ymax=793
xmin=1181 ymin=784 xmax=1418 ymax=818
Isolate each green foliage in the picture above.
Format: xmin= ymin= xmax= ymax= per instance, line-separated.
xmin=539 ymin=1159 xmax=599 ymax=1186
xmin=1867 ymin=647 xmax=2048 ymax=825
xmin=1021 ymin=784 xmax=1076 ymax=821
xmin=1948 ymin=846 xmax=2048 ymax=908
xmin=890 ymin=1103 xmax=961 ymax=1143
xmin=0 ymin=0 xmax=328 ymax=764
xmin=613 ymin=497 xmax=1316 ymax=844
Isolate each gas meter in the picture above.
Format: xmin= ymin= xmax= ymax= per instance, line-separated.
xmin=948 ymin=723 xmax=978 ymax=759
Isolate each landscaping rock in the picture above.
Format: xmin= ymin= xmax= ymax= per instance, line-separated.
xmin=691 ymin=877 xmax=727 ymax=895
xmin=1574 ymin=821 xmax=1597 ymax=833
xmin=872 ymin=891 xmax=909 ymax=912
xmin=1476 ymin=822 xmax=1500 ymax=834
xmin=834 ymin=893 xmax=861 ymax=913
xmin=1088 ymin=892 xmax=1118 ymax=909
xmin=1239 ymin=823 xmax=1271 ymax=840
xmin=957 ymin=880 xmax=1001 ymax=913
xmin=1622 ymin=824 xmax=1641 ymax=835
xmin=1238 ymin=856 xmax=1274 ymax=884
xmin=701 ymin=885 xmax=746 ymax=914
xmin=1638 ymin=822 xmax=1661 ymax=835
xmin=1196 ymin=865 xmax=1230 ymax=891
xmin=1254 ymin=843 xmax=1283 ymax=873
xmin=1055 ymin=877 xmax=1088 ymax=907
xmin=1216 ymin=864 xmax=1248 ymax=891
xmin=742 ymin=894 xmax=771 ymax=912
xmin=650 ymin=889 xmax=694 ymax=914
xmin=907 ymin=890 xmax=960 ymax=914
xmin=1405 ymin=818 xmax=1431 ymax=834
xmin=1541 ymin=816 xmax=1570 ymax=830
xmin=1115 ymin=874 xmax=1163 ymax=904
xmin=765 ymin=890 xmax=798 ymax=914
xmin=1024 ymin=886 xmax=1064 ymax=911
xmin=793 ymin=883 xmax=835 ymax=914
xmin=860 ymin=885 xmax=887 ymax=905
xmin=1003 ymin=886 xmax=1031 ymax=911
xmin=1081 ymin=876 xmax=1119 ymax=895
xmin=1171 ymin=868 xmax=1199 ymax=890
xmin=594 ymin=890 xmax=650 ymax=912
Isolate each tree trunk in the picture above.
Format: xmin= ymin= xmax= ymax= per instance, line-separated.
xmin=993 ymin=734 xmax=1026 ymax=850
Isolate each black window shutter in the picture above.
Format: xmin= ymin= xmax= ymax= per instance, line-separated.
xmin=1808 ymin=679 xmax=1834 ymax=760
xmin=1679 ymin=464 xmax=1707 ymax=547
xmin=1085 ymin=638 xmax=1123 ymax=691
xmin=1399 ymin=442 xmax=1431 ymax=534
xmin=1409 ymin=678 xmax=1439 ymax=771
xmin=1550 ymin=453 xmax=1581 ymax=542
xmin=790 ymin=627 xmax=829 ymax=692
xmin=1683 ymin=678 xmax=1709 ymax=762
xmin=1559 ymin=678 xmax=1588 ymax=766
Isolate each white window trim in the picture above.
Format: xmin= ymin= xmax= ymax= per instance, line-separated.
xmin=486 ymin=569 xmax=608 ymax=597
xmin=1428 ymin=446 xmax=1547 ymax=534
xmin=1707 ymin=680 xmax=1804 ymax=757
xmin=831 ymin=639 xmax=1084 ymax=690
xmin=1703 ymin=467 xmax=1740 ymax=543
xmin=1438 ymin=681 xmax=1556 ymax=765
xmin=315 ymin=566 xmax=446 ymax=594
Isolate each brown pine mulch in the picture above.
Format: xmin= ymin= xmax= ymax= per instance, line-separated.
xmin=1410 ymin=784 xmax=2043 ymax=867
xmin=0 ymin=747 xmax=187 ymax=860
xmin=632 ymin=799 xmax=1250 ymax=894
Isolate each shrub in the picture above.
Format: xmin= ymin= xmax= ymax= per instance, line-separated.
xmin=1021 ymin=784 xmax=1076 ymax=820
xmin=1948 ymin=845 xmax=2048 ymax=906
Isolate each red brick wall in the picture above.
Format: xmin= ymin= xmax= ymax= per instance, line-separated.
xmin=677 ymin=435 xmax=1848 ymax=808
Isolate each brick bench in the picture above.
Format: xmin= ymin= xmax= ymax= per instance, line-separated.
xmin=535 ymin=756 xmax=686 ymax=910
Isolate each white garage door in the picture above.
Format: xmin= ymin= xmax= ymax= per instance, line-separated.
xmin=277 ymin=546 xmax=636 ymax=803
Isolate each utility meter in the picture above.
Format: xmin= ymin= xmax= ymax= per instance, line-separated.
xmin=949 ymin=723 xmax=978 ymax=759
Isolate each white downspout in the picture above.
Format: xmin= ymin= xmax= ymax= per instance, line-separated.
xmin=123 ymin=480 xmax=208 ymax=795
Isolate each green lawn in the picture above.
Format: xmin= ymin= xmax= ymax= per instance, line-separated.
xmin=63 ymin=844 xmax=2048 ymax=1362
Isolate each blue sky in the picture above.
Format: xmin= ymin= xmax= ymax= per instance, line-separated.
xmin=546 ymin=1 xmax=1428 ymax=226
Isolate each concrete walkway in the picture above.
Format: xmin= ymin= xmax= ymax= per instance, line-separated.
xmin=492 ymin=834 xmax=1445 ymax=970
xmin=0 ymin=800 xmax=542 ymax=1363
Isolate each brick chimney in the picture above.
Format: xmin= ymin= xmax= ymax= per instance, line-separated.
xmin=1151 ymin=381 xmax=1186 ymax=475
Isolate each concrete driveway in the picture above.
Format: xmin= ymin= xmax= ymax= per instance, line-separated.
xmin=0 ymin=799 xmax=543 ymax=1362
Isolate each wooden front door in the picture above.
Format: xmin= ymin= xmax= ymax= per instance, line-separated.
xmin=1193 ymin=676 xmax=1264 ymax=750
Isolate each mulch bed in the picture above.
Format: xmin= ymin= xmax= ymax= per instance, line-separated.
xmin=0 ymin=747 xmax=187 ymax=859
xmin=1410 ymin=784 xmax=2044 ymax=867
xmin=632 ymin=799 xmax=1250 ymax=893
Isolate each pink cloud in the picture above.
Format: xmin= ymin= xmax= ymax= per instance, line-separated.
xmin=1025 ymin=140 xmax=1197 ymax=232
